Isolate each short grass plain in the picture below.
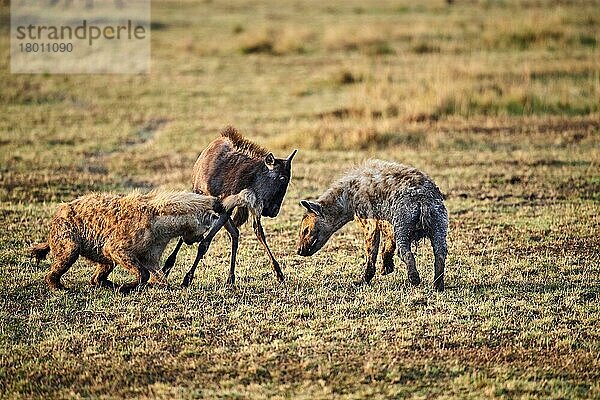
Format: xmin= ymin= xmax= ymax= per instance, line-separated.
xmin=1 ymin=0 xmax=599 ymax=398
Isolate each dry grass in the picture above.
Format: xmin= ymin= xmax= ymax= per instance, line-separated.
xmin=1 ymin=0 xmax=599 ymax=398
xmin=238 ymin=26 xmax=314 ymax=55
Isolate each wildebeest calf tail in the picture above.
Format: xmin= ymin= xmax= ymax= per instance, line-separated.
xmin=30 ymin=242 xmax=51 ymax=265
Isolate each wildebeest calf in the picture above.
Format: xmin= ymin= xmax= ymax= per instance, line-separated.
xmin=297 ymin=159 xmax=448 ymax=291
xmin=163 ymin=126 xmax=297 ymax=286
xmin=30 ymin=190 xmax=248 ymax=293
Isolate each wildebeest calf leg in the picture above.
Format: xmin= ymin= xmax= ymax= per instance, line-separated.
xmin=379 ymin=221 xmax=396 ymax=275
xmin=182 ymin=213 xmax=231 ymax=287
xmin=90 ymin=261 xmax=116 ymax=288
xmin=224 ymin=217 xmax=239 ymax=286
xmin=355 ymin=218 xmax=380 ymax=284
xmin=182 ymin=245 xmax=204 ymax=288
xmin=253 ymin=216 xmax=284 ymax=283
xmin=162 ymin=237 xmax=184 ymax=278
xmin=431 ymin=232 xmax=447 ymax=292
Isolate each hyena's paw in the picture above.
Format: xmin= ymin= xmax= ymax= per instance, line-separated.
xmin=148 ymin=272 xmax=168 ymax=288
xmin=353 ymin=279 xmax=370 ymax=287
xmin=382 ymin=262 xmax=394 ymax=276
xmin=92 ymin=279 xmax=117 ymax=290
xmin=118 ymin=283 xmax=143 ymax=294
xmin=408 ymin=270 xmax=421 ymax=286
xmin=46 ymin=274 xmax=67 ymax=291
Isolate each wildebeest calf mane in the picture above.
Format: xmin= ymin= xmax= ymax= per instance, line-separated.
xmin=220 ymin=125 xmax=269 ymax=159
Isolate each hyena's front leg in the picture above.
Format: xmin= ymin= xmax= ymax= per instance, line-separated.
xmin=355 ymin=218 xmax=380 ymax=283
xmin=379 ymin=221 xmax=396 ymax=275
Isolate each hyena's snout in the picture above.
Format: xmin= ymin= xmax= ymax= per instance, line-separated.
xmin=297 ymin=235 xmax=319 ymax=256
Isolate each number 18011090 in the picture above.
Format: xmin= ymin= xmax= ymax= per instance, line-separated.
xmin=19 ymin=43 xmax=73 ymax=53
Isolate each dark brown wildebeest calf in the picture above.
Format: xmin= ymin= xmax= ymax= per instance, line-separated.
xmin=163 ymin=126 xmax=297 ymax=286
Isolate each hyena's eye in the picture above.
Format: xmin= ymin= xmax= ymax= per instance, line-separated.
xmin=302 ymin=226 xmax=310 ymax=236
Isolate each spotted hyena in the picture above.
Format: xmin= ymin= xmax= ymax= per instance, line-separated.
xmin=297 ymin=159 xmax=448 ymax=291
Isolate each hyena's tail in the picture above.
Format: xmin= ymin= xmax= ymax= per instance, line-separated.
xmin=29 ymin=242 xmax=50 ymax=266
xmin=417 ymin=201 xmax=429 ymax=233
xmin=419 ymin=199 xmax=448 ymax=238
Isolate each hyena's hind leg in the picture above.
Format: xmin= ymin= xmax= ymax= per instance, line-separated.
xmin=90 ymin=261 xmax=116 ymax=289
xmin=355 ymin=218 xmax=380 ymax=283
xmin=393 ymin=208 xmax=421 ymax=287
xmin=431 ymin=234 xmax=447 ymax=292
xmin=45 ymin=221 xmax=80 ymax=290
xmin=397 ymin=239 xmax=420 ymax=286
xmin=379 ymin=221 xmax=395 ymax=275
xmin=104 ymin=244 xmax=150 ymax=294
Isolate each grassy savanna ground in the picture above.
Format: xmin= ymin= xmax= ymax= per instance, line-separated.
xmin=1 ymin=0 xmax=599 ymax=398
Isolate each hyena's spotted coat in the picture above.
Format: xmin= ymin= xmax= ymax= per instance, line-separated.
xmin=30 ymin=190 xmax=248 ymax=293
xmin=297 ymin=159 xmax=448 ymax=291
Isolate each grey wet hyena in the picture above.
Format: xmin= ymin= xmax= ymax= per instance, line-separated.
xmin=297 ymin=159 xmax=448 ymax=291
xmin=30 ymin=190 xmax=248 ymax=293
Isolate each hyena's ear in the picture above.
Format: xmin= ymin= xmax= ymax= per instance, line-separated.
xmin=265 ymin=153 xmax=275 ymax=169
xmin=300 ymin=200 xmax=323 ymax=217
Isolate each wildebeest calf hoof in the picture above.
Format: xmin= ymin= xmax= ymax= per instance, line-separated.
xmin=182 ymin=274 xmax=194 ymax=288
xmin=353 ymin=279 xmax=370 ymax=287
xmin=225 ymin=275 xmax=235 ymax=286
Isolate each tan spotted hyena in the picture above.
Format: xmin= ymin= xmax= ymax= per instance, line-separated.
xmin=30 ymin=190 xmax=248 ymax=293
